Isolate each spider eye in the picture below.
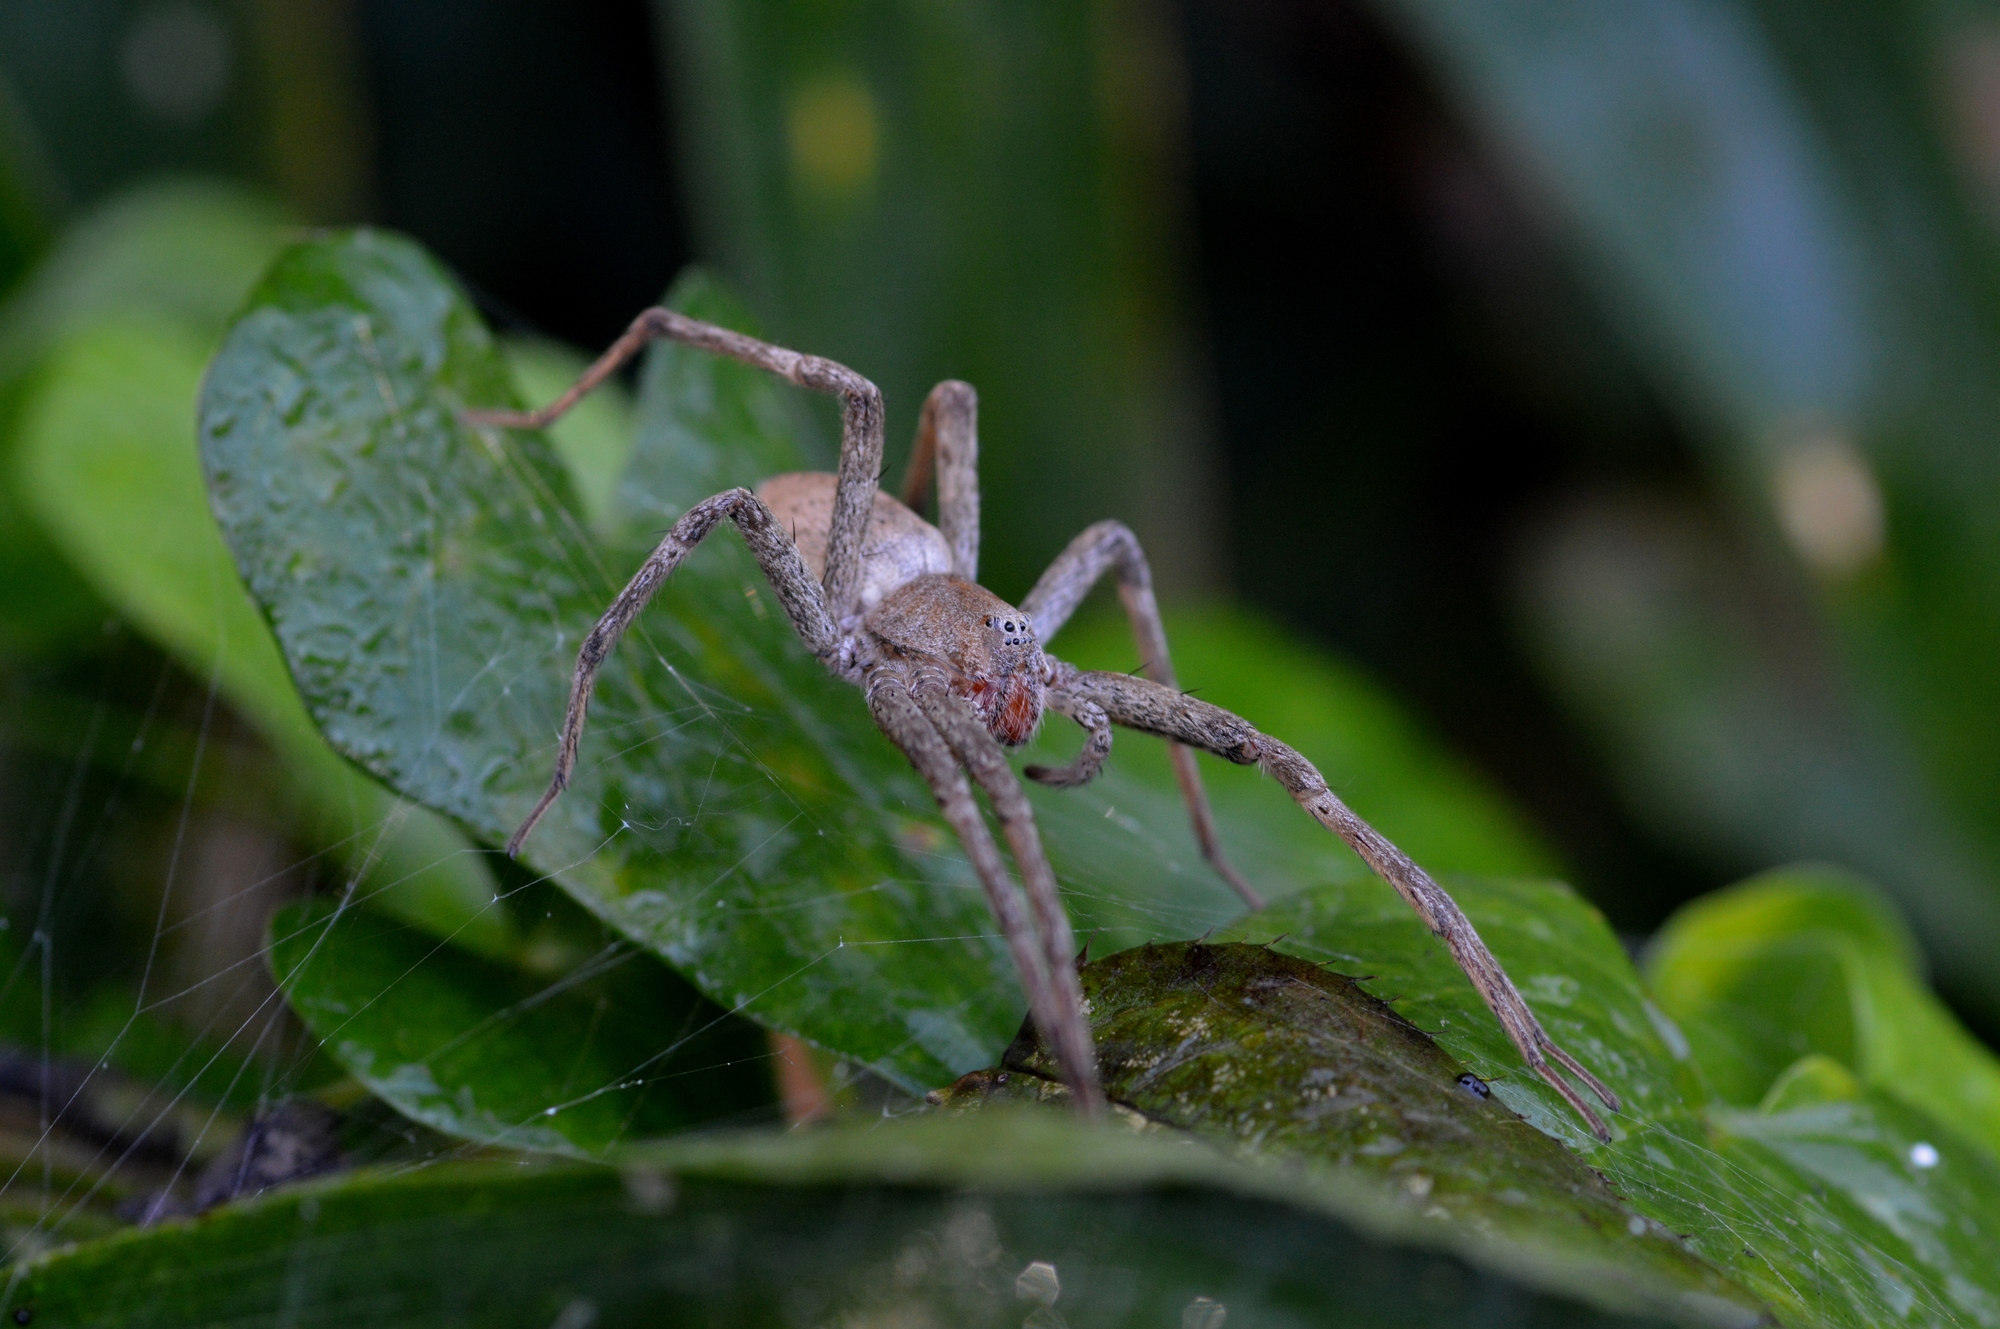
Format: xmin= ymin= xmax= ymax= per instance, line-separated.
xmin=1003 ymin=620 xmax=1015 ymax=632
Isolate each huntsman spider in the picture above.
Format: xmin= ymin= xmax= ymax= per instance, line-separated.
xmin=469 ymin=307 xmax=1620 ymax=1138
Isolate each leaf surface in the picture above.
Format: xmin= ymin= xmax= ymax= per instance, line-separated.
xmin=1222 ymin=876 xmax=2000 ymax=1329
xmin=267 ymin=898 xmax=771 ymax=1155
xmin=1646 ymin=864 xmax=2000 ymax=1157
xmin=6 ymin=1112 xmax=1755 ymax=1328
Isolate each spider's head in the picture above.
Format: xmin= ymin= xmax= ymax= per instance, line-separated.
xmin=864 ymin=575 xmax=1047 ymax=746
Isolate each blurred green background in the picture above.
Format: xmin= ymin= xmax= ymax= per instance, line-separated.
xmin=5 ymin=0 xmax=2000 ymax=1164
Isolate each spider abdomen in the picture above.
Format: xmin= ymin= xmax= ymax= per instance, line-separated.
xmin=756 ymin=471 xmax=951 ymax=613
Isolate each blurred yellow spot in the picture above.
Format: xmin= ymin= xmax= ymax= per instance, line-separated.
xmin=1771 ymin=432 xmax=1884 ymax=578
xmin=787 ymin=71 xmax=880 ymax=199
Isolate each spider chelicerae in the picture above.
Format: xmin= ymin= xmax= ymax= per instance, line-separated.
xmin=468 ymin=307 xmax=1620 ymax=1138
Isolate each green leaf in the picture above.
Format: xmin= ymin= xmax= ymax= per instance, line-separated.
xmin=1645 ymin=865 xmax=2000 ymax=1157
xmin=267 ymin=897 xmax=772 ymax=1156
xmin=1031 ymin=604 xmax=1557 ymax=881
xmin=5 ymin=1112 xmax=1761 ymax=1327
xmin=1222 ymin=873 xmax=2000 ymax=1328
xmin=198 ymin=230 xmax=1557 ymax=1093
xmin=14 ymin=315 xmax=512 ymax=957
xmin=982 ymin=941 xmax=1758 ymax=1319
xmin=0 ymin=179 xmax=290 ymax=382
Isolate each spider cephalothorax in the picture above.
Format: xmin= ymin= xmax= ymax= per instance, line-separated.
xmin=863 ymin=575 xmax=1046 ymax=747
xmin=469 ymin=306 xmax=1621 ymax=1138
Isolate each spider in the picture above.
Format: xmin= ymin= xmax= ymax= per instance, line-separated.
xmin=467 ymin=307 xmax=1620 ymax=1138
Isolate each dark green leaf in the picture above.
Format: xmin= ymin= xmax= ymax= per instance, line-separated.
xmin=6 ymin=1112 xmax=1756 ymax=1328
xmin=984 ymin=941 xmax=1759 ymax=1320
xmin=267 ymin=898 xmax=772 ymax=1156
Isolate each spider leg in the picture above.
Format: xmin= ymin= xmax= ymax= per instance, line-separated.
xmin=464 ymin=306 xmax=884 ymax=619
xmin=897 ymin=381 xmax=980 ymax=581
xmin=865 ymin=670 xmax=1104 ymax=1113
xmin=907 ymin=674 xmax=1100 ymax=1114
xmin=507 ymin=488 xmax=836 ymax=857
xmin=1023 ymin=522 xmax=1262 ymax=910
xmin=1049 ymin=662 xmax=1621 ymax=1141
xmin=1023 ymin=689 xmax=1112 ymax=788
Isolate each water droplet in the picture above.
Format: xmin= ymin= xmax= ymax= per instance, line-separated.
xmin=1014 ymin=1260 xmax=1060 ymax=1307
xmin=1910 ymin=1141 xmax=1940 ymax=1169
xmin=1183 ymin=1295 xmax=1227 ymax=1329
xmin=1628 ymin=1215 xmax=1648 ymax=1236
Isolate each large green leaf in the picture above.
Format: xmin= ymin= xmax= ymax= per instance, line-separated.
xmin=1646 ymin=864 xmax=2000 ymax=1156
xmin=1221 ymin=874 xmax=2000 ymax=1329
xmin=4 ymin=1111 xmax=1756 ymax=1328
xmin=267 ymin=897 xmax=771 ymax=1156
xmin=197 ymin=228 xmax=1552 ymax=1092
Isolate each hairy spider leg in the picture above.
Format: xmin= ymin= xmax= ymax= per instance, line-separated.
xmin=908 ymin=674 xmax=1097 ymax=1106
xmin=465 ymin=306 xmax=885 ymax=620
xmin=1023 ymin=522 xmax=1264 ymax=910
xmin=1027 ymin=689 xmax=1112 ymax=788
xmin=867 ymin=671 xmax=1105 ymax=1112
xmin=501 ymin=488 xmax=836 ymax=856
xmin=898 ymin=380 xmax=981 ymax=581
xmin=1049 ymin=664 xmax=1621 ymax=1140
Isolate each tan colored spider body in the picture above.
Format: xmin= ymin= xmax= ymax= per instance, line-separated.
xmin=756 ymin=472 xmax=953 ymax=616
xmin=763 ymin=470 xmax=1049 ymax=747
xmin=466 ymin=304 xmax=1622 ymax=1138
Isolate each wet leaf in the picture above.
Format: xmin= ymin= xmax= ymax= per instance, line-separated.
xmin=1646 ymin=864 xmax=2000 ymax=1157
xmin=198 ymin=228 xmax=1553 ymax=1091
xmin=1222 ymin=875 xmax=2000 ymax=1329
xmin=4 ymin=1112 xmax=1756 ymax=1328
xmin=267 ymin=897 xmax=772 ymax=1155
